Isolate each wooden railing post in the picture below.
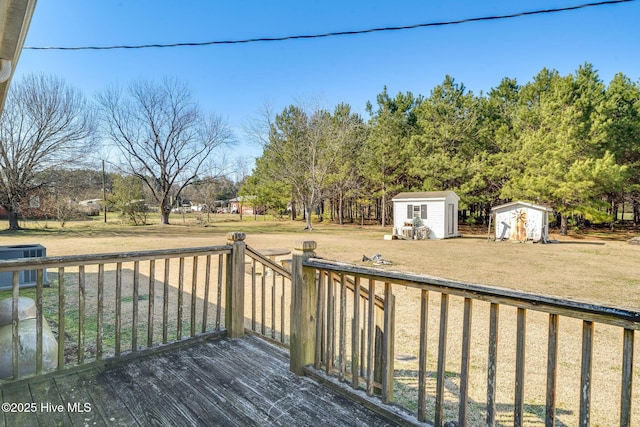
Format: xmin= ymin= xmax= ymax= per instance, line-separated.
xmin=225 ymin=232 xmax=246 ymax=338
xmin=290 ymin=240 xmax=317 ymax=375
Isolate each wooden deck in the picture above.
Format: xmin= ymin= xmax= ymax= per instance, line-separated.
xmin=1 ymin=335 xmax=410 ymax=427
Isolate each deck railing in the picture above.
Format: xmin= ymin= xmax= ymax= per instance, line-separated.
xmin=0 ymin=232 xmax=292 ymax=384
xmin=2 ymin=233 xmax=638 ymax=426
xmin=0 ymin=243 xmax=232 ymax=381
xmin=293 ymin=252 xmax=640 ymax=427
xmin=244 ymin=244 xmax=292 ymax=345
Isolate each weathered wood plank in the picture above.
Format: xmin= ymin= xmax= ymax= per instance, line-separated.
xmin=76 ymin=369 xmax=138 ymax=426
xmin=245 ymin=245 xmax=292 ymax=278
xmin=190 ymin=256 xmax=198 ymax=337
xmin=225 ymin=232 xmax=246 ymax=338
xmin=546 ymin=313 xmax=559 ymax=427
xmin=28 ymin=377 xmax=72 ymax=426
xmin=147 ymin=259 xmax=155 ymax=347
xmin=53 ymin=372 xmax=105 ymax=426
xmin=621 ymin=328 xmax=634 ymax=427
xmin=181 ymin=337 xmax=396 ymax=426
xmin=1 ymin=381 xmax=39 ymax=427
xmin=155 ymin=343 xmax=263 ymax=426
xmin=459 ymin=297 xmax=473 ymax=425
xmin=366 ymin=278 xmax=376 ymax=397
xmin=251 ymin=258 xmax=257 ymax=331
xmin=326 ymin=272 xmax=335 ymax=375
xmin=339 ymin=276 xmax=348 ymax=381
xmin=360 ymin=323 xmax=366 ymax=379
xmin=0 ymin=246 xmax=231 ymax=270
xmin=0 ymin=389 xmax=5 ymax=427
xmin=487 ymin=302 xmax=499 ymax=427
xmin=580 ymin=320 xmax=594 ymax=426
xmin=435 ymin=292 xmax=449 ymax=427
xmin=36 ymin=269 xmax=43 ymax=375
xmin=132 ymin=261 xmax=139 ymax=351
xmin=314 ymin=270 xmax=325 ymax=370
xmin=11 ymin=272 xmax=18 ymax=379
xmin=78 ymin=265 xmax=86 ymax=364
xmin=177 ymin=257 xmax=184 ymax=340
xmin=2 ymin=336 xmax=402 ymax=427
xmin=304 ymin=258 xmax=640 ymax=330
xmin=418 ymin=289 xmax=429 ymax=422
xmin=381 ymin=282 xmax=394 ymax=404
xmin=515 ymin=308 xmax=526 ymax=426
xmin=216 ymin=254 xmax=223 ymax=330
xmin=280 ymin=275 xmax=286 ymax=343
xmin=97 ymin=264 xmax=104 ymax=360
xmin=201 ymin=255 xmax=211 ymax=333
xmin=271 ymin=269 xmax=276 ymax=340
xmin=351 ymin=276 xmax=361 ymax=389
xmin=261 ymin=263 xmax=266 ymax=336
xmin=108 ymin=351 xmax=232 ymax=426
xmin=97 ymin=362 xmax=189 ymax=426
xmin=290 ymin=241 xmax=317 ymax=375
xmin=162 ymin=258 xmax=170 ymax=344
xmin=57 ymin=267 xmax=66 ymax=369
xmin=115 ymin=262 xmax=122 ymax=356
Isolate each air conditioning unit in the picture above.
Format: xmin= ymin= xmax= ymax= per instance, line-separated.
xmin=0 ymin=245 xmax=46 ymax=290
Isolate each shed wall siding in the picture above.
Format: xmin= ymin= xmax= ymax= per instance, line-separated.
xmin=393 ymin=200 xmax=451 ymax=238
xmin=494 ymin=206 xmax=548 ymax=241
xmin=392 ymin=192 xmax=459 ymax=239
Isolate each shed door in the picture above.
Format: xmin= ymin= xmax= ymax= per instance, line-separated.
xmin=447 ymin=204 xmax=455 ymax=235
xmin=512 ymin=209 xmax=527 ymax=241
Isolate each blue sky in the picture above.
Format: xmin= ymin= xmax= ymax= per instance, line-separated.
xmin=15 ymin=1 xmax=640 ymax=176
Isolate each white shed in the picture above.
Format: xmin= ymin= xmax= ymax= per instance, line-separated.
xmin=491 ymin=201 xmax=553 ymax=242
xmin=392 ymin=191 xmax=459 ymax=239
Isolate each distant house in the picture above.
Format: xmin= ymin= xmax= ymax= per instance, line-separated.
xmin=491 ymin=201 xmax=553 ymax=243
xmin=0 ymin=191 xmax=49 ymax=219
xmin=229 ymin=196 xmax=261 ymax=215
xmin=78 ymin=199 xmax=102 ymax=216
xmin=392 ymin=191 xmax=460 ymax=239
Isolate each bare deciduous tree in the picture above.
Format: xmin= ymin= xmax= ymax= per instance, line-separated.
xmin=97 ymin=78 xmax=234 ymax=224
xmin=0 ymin=74 xmax=95 ymax=229
xmin=255 ymin=102 xmax=358 ymax=230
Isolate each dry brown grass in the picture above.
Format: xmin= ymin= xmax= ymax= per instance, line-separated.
xmin=1 ymin=217 xmax=638 ymax=426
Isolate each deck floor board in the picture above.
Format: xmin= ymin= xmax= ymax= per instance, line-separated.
xmin=2 ymin=381 xmax=39 ymax=426
xmin=2 ymin=335 xmax=401 ymax=426
xmin=28 ymin=377 xmax=71 ymax=426
xmin=54 ymin=372 xmax=106 ymax=427
xmin=76 ymin=369 xmax=139 ymax=426
xmin=0 ymin=389 xmax=5 ymax=427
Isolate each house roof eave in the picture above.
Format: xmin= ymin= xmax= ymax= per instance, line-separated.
xmin=0 ymin=0 xmax=38 ymax=113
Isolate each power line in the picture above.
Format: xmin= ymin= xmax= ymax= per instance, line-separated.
xmin=25 ymin=0 xmax=634 ymax=51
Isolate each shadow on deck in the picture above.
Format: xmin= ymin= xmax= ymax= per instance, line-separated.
xmin=1 ymin=335 xmax=413 ymax=427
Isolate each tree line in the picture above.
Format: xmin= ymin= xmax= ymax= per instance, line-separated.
xmin=246 ymin=63 xmax=640 ymax=234
xmin=0 ymin=166 xmax=241 ymax=227
xmin=1 ymin=64 xmax=639 ymax=232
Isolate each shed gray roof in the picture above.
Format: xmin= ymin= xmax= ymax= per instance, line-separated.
xmin=392 ymin=191 xmax=459 ymax=201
